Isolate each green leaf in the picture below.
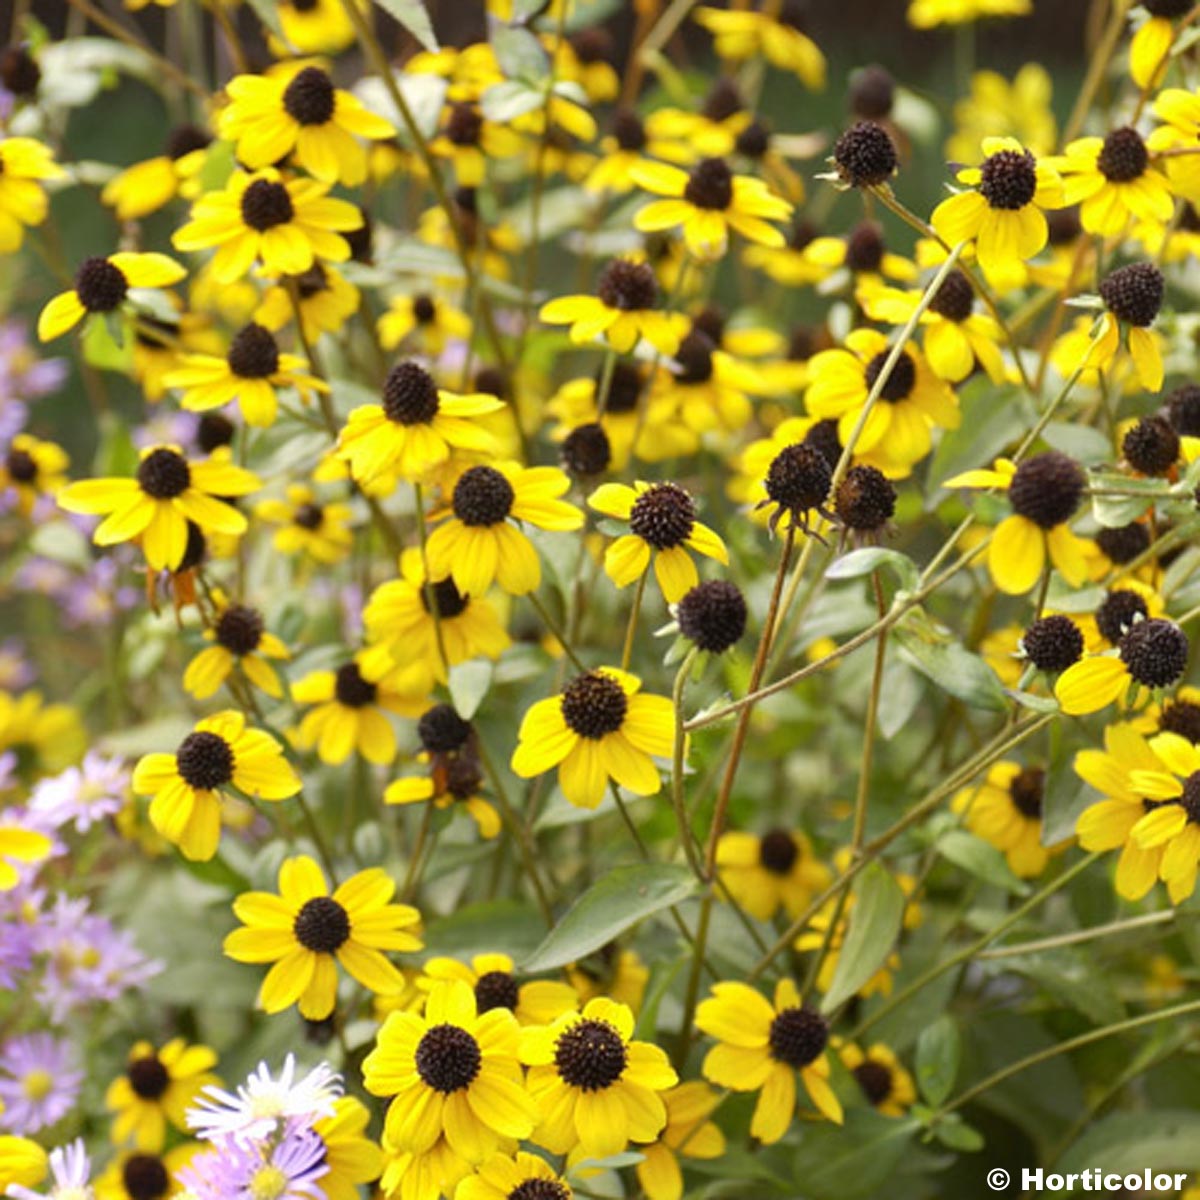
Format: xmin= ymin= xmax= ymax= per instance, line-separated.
xmin=492 ymin=25 xmax=549 ymax=83
xmin=1041 ymin=420 xmax=1113 ymax=465
xmin=1089 ymin=472 xmax=1165 ymax=528
xmin=83 ymin=313 xmax=134 ymax=372
xmin=1005 ymin=688 xmax=1060 ymax=713
xmin=790 ymin=1112 xmax=921 ymax=1200
xmin=424 ymin=899 xmax=547 ymax=961
xmin=448 ymin=661 xmax=493 ymax=720
xmin=244 ymin=0 xmax=285 ymax=38
xmin=999 ymin=949 xmax=1126 ymax=1025
xmin=1057 ymin=1111 xmax=1200 ymax=1175
xmin=937 ymin=830 xmax=1030 ymax=895
xmin=826 ymin=547 xmax=919 ymax=592
xmin=481 ymin=79 xmax=545 ymax=123
xmin=373 ymin=0 xmax=438 ymax=51
xmin=929 ymin=1113 xmax=984 ymax=1152
xmin=821 ymin=863 xmax=906 ymax=1013
xmin=895 ymin=616 xmax=1007 ymax=711
xmin=915 ymin=1015 xmax=960 ymax=1107
xmin=522 ymin=864 xmax=698 ymax=972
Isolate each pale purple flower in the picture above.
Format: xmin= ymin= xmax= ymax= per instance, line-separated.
xmin=8 ymin=1137 xmax=92 ymax=1200
xmin=13 ymin=556 xmax=73 ymax=598
xmin=188 ymin=1055 xmax=341 ymax=1145
xmin=34 ymin=895 xmax=161 ymax=1022
xmin=0 ymin=918 xmax=34 ymax=989
xmin=62 ymin=558 xmax=139 ymax=628
xmin=0 ymin=640 xmax=35 ymax=690
xmin=181 ymin=1128 xmax=329 ymax=1200
xmin=0 ymin=1033 xmax=82 ymax=1134
xmin=134 ymin=410 xmax=199 ymax=450
xmin=0 ymin=321 xmax=67 ymax=441
xmin=0 ymin=750 xmax=17 ymax=793
xmin=31 ymin=753 xmax=129 ymax=832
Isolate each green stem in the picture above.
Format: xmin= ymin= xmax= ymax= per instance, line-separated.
xmin=850 ymin=852 xmax=1101 ymax=1041
xmin=938 ymin=995 xmax=1200 ymax=1117
xmin=621 ymin=569 xmax=649 ymax=673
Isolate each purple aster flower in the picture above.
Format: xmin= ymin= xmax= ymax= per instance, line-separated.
xmin=34 ymin=896 xmax=161 ymax=1021
xmin=31 ymin=752 xmax=129 ymax=832
xmin=181 ymin=1128 xmax=329 ymax=1200
xmin=0 ymin=640 xmax=35 ymax=690
xmin=0 ymin=917 xmax=34 ymax=989
xmin=188 ymin=1054 xmax=340 ymax=1145
xmin=8 ymin=1137 xmax=92 ymax=1200
xmin=0 ymin=749 xmax=17 ymax=794
xmin=133 ymin=410 xmax=200 ymax=450
xmin=62 ymin=558 xmax=139 ymax=629
xmin=0 ymin=1033 xmax=82 ymax=1134
xmin=13 ymin=556 xmax=74 ymax=599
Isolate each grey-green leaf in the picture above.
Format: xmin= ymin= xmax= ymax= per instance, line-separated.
xmin=826 ymin=547 xmax=919 ymax=592
xmin=821 ymin=863 xmax=906 ymax=1013
xmin=522 ymin=864 xmax=699 ymax=972
xmin=373 ymin=0 xmax=438 ymax=52
xmin=915 ymin=1015 xmax=960 ymax=1107
xmin=937 ymin=830 xmax=1030 ymax=895
xmin=895 ymin=622 xmax=1007 ymax=711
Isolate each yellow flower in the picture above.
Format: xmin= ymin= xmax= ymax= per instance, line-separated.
xmin=219 ymin=64 xmax=394 ymax=186
xmin=386 ymin=748 xmax=500 ymax=840
xmin=649 ymin=329 xmax=767 ymax=438
xmin=292 ymin=658 xmax=426 ymax=765
xmin=0 ymin=820 xmax=52 ymax=890
xmin=256 ymin=483 xmax=354 ymax=564
xmin=838 ymin=1043 xmax=917 ymax=1118
xmin=173 ymin=168 xmax=362 ymax=283
xmin=549 ymin=30 xmax=620 ymax=103
xmin=425 ymin=463 xmax=583 ymax=597
xmin=541 ymin=258 xmax=690 ymax=356
xmin=1074 ymin=722 xmax=1192 ymax=901
xmin=363 ymin=979 xmax=536 ymax=1160
xmin=520 ymin=996 xmax=677 ymax=1158
xmin=566 ymin=945 xmax=650 ymax=1014
xmin=696 ymin=978 xmax=842 ymax=1143
xmin=163 ymin=321 xmax=326 ymax=427
xmin=931 ymin=137 xmax=1063 ymax=288
xmin=0 ymin=136 xmax=62 ymax=253
xmin=632 ymin=1081 xmax=726 ymax=1200
xmin=378 ymin=292 xmax=472 ymax=355
xmin=0 ymin=690 xmax=86 ymax=775
xmin=0 ymin=434 xmax=68 ymax=515
xmin=952 ymin=762 xmax=1059 ymax=878
xmin=182 ymin=597 xmax=290 ymax=701
xmin=455 ymin=1150 xmax=572 ymax=1200
xmin=337 ymin=361 xmax=502 ymax=485
xmin=95 ymin=1145 xmax=199 ymax=1200
xmin=1056 ymin=617 xmax=1189 ymax=716
xmin=276 ymin=0 xmax=361 ymax=54
xmin=314 ymin=1096 xmax=385 ymax=1200
xmin=694 ymin=6 xmax=825 ymax=88
xmin=943 ymin=453 xmax=1089 ymax=595
xmin=511 ymin=667 xmax=674 ymax=810
xmin=105 ymin=1039 xmax=219 ymax=1152
xmin=946 ymin=65 xmax=1056 ymax=163
xmin=805 ymin=328 xmax=959 ymax=472
xmin=1130 ymin=7 xmax=1188 ymax=89
xmin=1070 ymin=263 xmax=1167 ymax=392
xmin=256 ymin=263 xmax=361 ymax=342
xmin=1148 ymin=88 xmax=1200 ymax=202
xmin=0 ymin=1137 xmax=47 ymax=1192
xmin=631 ymin=156 xmax=791 ymax=261
xmin=58 ymin=444 xmax=258 ymax=571
xmin=588 ymin=480 xmax=728 ymax=603
xmin=0 ymin=137 xmax=65 ymax=252
xmin=795 ymin=220 xmax=919 ymax=293
xmin=379 ymin=1133 xmax=473 ymax=1200
xmin=908 ymin=0 xmax=1031 ymax=27
xmin=101 ymin=124 xmax=211 ymax=220
xmin=1051 ymin=127 xmax=1173 ymax=237
xmin=417 ymin=953 xmax=577 ymax=1026
xmin=132 ymin=710 xmax=301 ymax=861
xmin=716 ymin=828 xmax=833 ymax=921
xmin=224 ymin=854 xmax=423 ymax=1019
xmin=38 ymin=253 xmax=186 ymax=341
xmin=428 ymin=100 xmax=524 ymax=186
xmin=361 ymin=548 xmax=510 ymax=692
